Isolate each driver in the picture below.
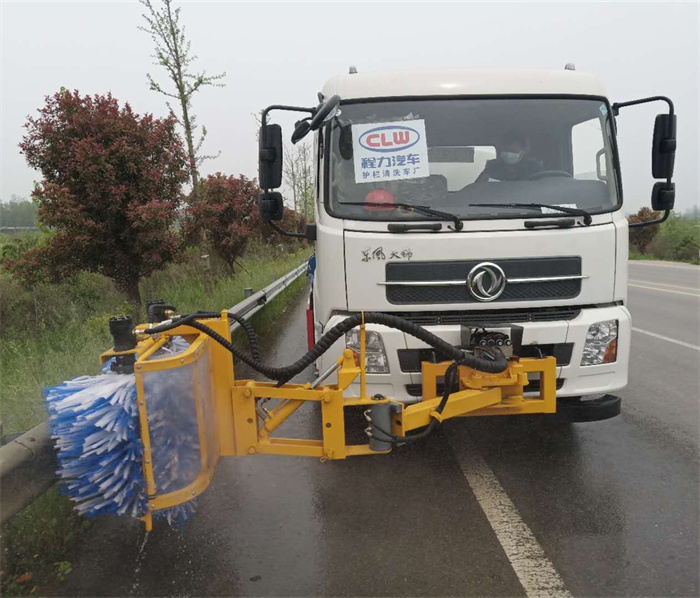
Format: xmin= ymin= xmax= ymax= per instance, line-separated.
xmin=476 ymin=130 xmax=543 ymax=182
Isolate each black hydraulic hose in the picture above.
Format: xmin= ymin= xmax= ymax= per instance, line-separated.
xmin=145 ymin=310 xmax=261 ymax=363
xmin=145 ymin=312 xmax=508 ymax=383
xmin=144 ymin=311 xmax=507 ymax=446
xmin=226 ymin=312 xmax=261 ymax=362
xmin=370 ymin=360 xmax=464 ymax=444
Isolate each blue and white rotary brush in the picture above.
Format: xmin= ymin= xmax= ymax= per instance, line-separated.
xmin=44 ymin=334 xmax=199 ymax=527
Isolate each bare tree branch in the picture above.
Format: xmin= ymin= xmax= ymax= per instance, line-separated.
xmin=283 ymin=140 xmax=314 ymax=220
xmin=139 ymin=0 xmax=226 ymax=201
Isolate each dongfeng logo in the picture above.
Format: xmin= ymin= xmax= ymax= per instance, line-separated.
xmin=467 ymin=263 xmax=507 ymax=302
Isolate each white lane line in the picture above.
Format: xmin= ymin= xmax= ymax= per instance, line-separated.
xmin=628 ymin=279 xmax=700 ymax=292
xmin=448 ymin=432 xmax=572 ymax=598
xmin=632 ymin=327 xmax=700 ymax=352
xmin=628 ymin=283 xmax=700 ymax=298
xmin=629 ymin=261 xmax=700 ymax=270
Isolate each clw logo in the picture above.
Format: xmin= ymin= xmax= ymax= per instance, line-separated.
xmin=359 ymin=125 xmax=420 ymax=153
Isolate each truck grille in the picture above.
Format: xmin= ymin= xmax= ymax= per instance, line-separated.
xmin=385 ymin=257 xmax=582 ymax=304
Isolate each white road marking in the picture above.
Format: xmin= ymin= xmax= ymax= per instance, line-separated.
xmin=629 ymin=261 xmax=700 ymax=271
xmin=448 ymin=433 xmax=573 ymax=598
xmin=628 ymin=279 xmax=700 ymax=292
xmin=628 ymin=283 xmax=700 ymax=298
xmin=632 ymin=327 xmax=700 ymax=352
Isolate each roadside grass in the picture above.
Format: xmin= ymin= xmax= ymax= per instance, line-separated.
xmin=629 ymin=214 xmax=700 ymax=265
xmin=628 ymin=250 xmax=659 ymax=262
xmin=0 ymin=246 xmax=310 ymax=435
xmin=0 ymin=251 xmax=310 ymax=596
xmin=1 ymin=323 xmax=114 ymax=434
xmin=0 ymin=487 xmax=88 ymax=597
xmin=629 ymin=250 xmax=699 ymax=265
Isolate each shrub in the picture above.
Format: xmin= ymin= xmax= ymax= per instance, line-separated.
xmin=630 ymin=213 xmax=700 ymax=264
xmin=4 ymin=90 xmax=189 ymax=303
xmin=628 ymin=207 xmax=660 ymax=254
xmin=182 ymin=173 xmax=259 ymax=270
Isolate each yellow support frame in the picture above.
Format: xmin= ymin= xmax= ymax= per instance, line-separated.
xmin=391 ymin=357 xmax=557 ymax=437
xmin=102 ymin=314 xmax=560 ymax=529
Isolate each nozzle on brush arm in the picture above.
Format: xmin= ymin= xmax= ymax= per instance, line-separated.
xmin=109 ymin=315 xmax=137 ymax=374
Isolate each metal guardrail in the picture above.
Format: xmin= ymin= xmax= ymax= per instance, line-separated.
xmin=0 ymin=263 xmax=308 ymax=525
xmin=228 ymin=263 xmax=307 ymax=334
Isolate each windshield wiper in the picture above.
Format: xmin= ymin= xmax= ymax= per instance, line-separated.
xmin=340 ymin=202 xmax=464 ymax=231
xmin=469 ymin=203 xmax=592 ymax=226
xmin=388 ymin=222 xmax=442 ymax=233
xmin=524 ymin=218 xmax=576 ymax=229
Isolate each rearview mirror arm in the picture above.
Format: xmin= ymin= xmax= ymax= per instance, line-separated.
xmin=260 ymin=104 xmax=315 ymax=173
xmin=628 ymin=208 xmax=670 ymax=229
xmin=613 ymin=96 xmax=675 ymax=229
xmin=269 ymin=220 xmax=313 ymax=239
xmin=259 ymin=105 xmax=317 ymax=240
xmin=612 ymin=95 xmax=674 ymax=117
xmin=612 ymin=96 xmax=676 ymax=168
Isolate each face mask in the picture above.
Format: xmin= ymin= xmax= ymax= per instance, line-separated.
xmin=500 ymin=151 xmax=522 ymax=166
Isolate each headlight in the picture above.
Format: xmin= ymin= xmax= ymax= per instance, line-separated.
xmin=581 ymin=320 xmax=618 ymax=366
xmin=345 ymin=330 xmax=390 ymax=374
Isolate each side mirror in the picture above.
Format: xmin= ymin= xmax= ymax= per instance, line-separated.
xmin=291 ymin=95 xmax=341 ymax=144
xmin=651 ymin=182 xmax=675 ymax=211
xmin=652 ymin=114 xmax=676 ymax=179
xmin=258 ymin=191 xmax=284 ymax=222
xmin=291 ymin=120 xmax=311 ymax=145
xmin=259 ymin=123 xmax=283 ymax=189
xmin=614 ymin=96 xmax=677 ymax=229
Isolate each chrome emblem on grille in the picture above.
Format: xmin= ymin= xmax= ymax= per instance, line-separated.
xmin=467 ymin=262 xmax=507 ymax=302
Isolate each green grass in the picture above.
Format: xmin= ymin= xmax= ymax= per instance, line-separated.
xmin=0 ymin=248 xmax=310 ymax=596
xmin=0 ymin=487 xmax=88 ymax=596
xmin=0 ymin=246 xmax=311 ymax=434
xmin=628 ymin=250 xmax=659 ymax=261
xmin=139 ymin=246 xmax=309 ymax=316
xmin=629 ymin=250 xmax=699 ymax=265
xmin=1 ymin=323 xmax=115 ymax=434
xmin=629 ymin=214 xmax=700 ymax=265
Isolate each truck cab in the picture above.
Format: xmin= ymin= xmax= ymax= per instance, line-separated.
xmin=258 ymin=68 xmax=677 ymax=418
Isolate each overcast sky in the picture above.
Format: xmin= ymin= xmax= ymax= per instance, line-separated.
xmin=1 ymin=1 xmax=698 ymax=213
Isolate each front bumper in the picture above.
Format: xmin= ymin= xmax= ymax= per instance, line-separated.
xmin=318 ymin=305 xmax=631 ymax=403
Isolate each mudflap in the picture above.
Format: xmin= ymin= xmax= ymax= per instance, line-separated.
xmin=553 ymin=394 xmax=621 ymax=422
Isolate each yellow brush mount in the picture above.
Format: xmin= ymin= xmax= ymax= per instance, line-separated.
xmin=101 ymin=312 xmax=556 ymax=530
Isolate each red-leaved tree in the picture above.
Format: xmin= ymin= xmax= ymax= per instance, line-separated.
xmin=182 ymin=173 xmax=259 ymax=269
xmin=629 ymin=207 xmax=660 ymax=254
xmin=6 ymin=90 xmax=189 ymax=303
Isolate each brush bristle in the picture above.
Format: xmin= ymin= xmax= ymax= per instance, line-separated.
xmin=45 ymin=336 xmax=200 ymax=527
xmin=45 ymin=372 xmax=147 ymax=518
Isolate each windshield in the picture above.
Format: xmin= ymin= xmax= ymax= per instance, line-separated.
xmin=326 ymin=98 xmax=619 ymax=222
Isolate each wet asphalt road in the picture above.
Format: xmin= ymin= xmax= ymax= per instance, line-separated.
xmin=49 ymin=261 xmax=699 ymax=598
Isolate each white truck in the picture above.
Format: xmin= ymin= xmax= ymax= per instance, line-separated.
xmin=257 ymin=67 xmax=677 ymax=421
